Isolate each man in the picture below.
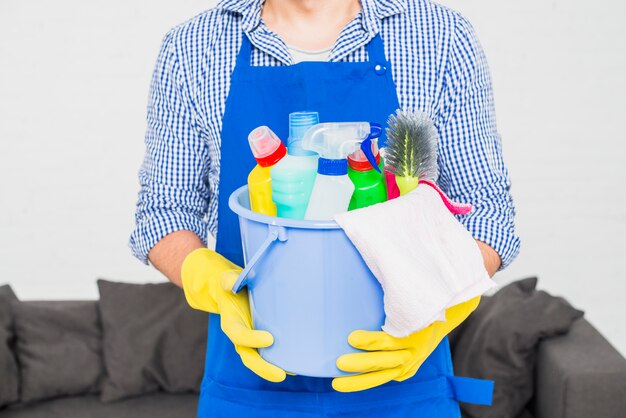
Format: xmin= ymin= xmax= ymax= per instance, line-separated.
xmin=130 ymin=0 xmax=520 ymax=416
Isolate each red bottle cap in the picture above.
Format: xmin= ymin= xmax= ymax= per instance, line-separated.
xmin=348 ymin=152 xmax=381 ymax=172
xmin=248 ymin=126 xmax=287 ymax=167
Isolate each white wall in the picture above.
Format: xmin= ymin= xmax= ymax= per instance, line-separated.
xmin=444 ymin=0 xmax=626 ymax=356
xmin=0 ymin=0 xmax=212 ymax=299
xmin=1 ymin=1 xmax=625 ymax=355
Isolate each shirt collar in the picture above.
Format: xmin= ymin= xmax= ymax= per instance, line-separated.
xmin=360 ymin=0 xmax=407 ymax=35
xmin=216 ymin=0 xmax=407 ymax=34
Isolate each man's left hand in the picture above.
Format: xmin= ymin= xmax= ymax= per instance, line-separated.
xmin=332 ymin=296 xmax=481 ymax=393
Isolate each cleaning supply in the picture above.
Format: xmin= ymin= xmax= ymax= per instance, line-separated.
xmin=420 ymin=179 xmax=472 ymax=215
xmin=333 ymin=297 xmax=481 ymax=392
xmin=348 ymin=142 xmax=387 ymax=210
xmin=247 ymin=126 xmax=287 ymax=216
xmin=384 ymin=110 xmax=439 ymax=195
xmin=302 ymin=122 xmax=379 ymax=220
xmin=384 ymin=169 xmax=401 ymax=200
xmin=181 ymin=248 xmax=286 ymax=383
xmin=334 ymin=184 xmax=496 ymax=338
xmin=270 ymin=112 xmax=319 ymax=220
xmin=229 ymin=185 xmax=385 ymax=377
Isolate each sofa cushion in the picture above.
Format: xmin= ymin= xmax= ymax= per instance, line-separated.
xmin=97 ymin=280 xmax=207 ymax=403
xmin=1 ymin=392 xmax=198 ymax=418
xmin=452 ymin=277 xmax=583 ymax=418
xmin=0 ymin=285 xmax=19 ymax=408
xmin=11 ymin=300 xmax=104 ymax=403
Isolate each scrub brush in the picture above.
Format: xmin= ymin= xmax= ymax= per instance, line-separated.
xmin=384 ymin=110 xmax=439 ymax=196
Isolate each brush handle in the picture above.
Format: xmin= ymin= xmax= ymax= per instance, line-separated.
xmin=384 ymin=170 xmax=401 ymax=200
xmin=396 ymin=176 xmax=419 ymax=196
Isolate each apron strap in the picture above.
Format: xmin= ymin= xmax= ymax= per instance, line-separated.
xmin=236 ymin=34 xmax=253 ymax=68
xmin=365 ymin=33 xmax=388 ymax=64
xmin=447 ymin=376 xmax=494 ymax=406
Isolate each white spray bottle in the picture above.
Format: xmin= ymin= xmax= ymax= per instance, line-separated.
xmin=302 ymin=122 xmax=375 ymax=220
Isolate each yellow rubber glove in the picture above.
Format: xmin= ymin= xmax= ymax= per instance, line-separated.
xmin=332 ymin=296 xmax=481 ymax=392
xmin=181 ymin=248 xmax=286 ymax=383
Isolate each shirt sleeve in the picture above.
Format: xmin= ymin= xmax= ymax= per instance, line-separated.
xmin=129 ymin=31 xmax=210 ymax=264
xmin=435 ymin=15 xmax=521 ymax=270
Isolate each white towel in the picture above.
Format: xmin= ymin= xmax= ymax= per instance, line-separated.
xmin=334 ymin=184 xmax=496 ymax=338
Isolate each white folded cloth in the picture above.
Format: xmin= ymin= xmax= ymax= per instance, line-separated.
xmin=334 ymin=184 xmax=496 ymax=338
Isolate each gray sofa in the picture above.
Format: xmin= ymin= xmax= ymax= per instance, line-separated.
xmin=533 ymin=318 xmax=626 ymax=418
xmin=1 ymin=288 xmax=625 ymax=417
xmin=0 ymin=393 xmax=198 ymax=418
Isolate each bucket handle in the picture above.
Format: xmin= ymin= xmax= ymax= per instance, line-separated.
xmin=232 ymin=224 xmax=288 ymax=293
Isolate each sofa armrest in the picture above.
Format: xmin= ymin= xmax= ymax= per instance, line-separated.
xmin=534 ymin=318 xmax=626 ymax=418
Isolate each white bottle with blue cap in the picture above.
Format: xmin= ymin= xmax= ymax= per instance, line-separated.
xmin=270 ymin=112 xmax=320 ymax=220
xmin=302 ymin=122 xmax=373 ymax=220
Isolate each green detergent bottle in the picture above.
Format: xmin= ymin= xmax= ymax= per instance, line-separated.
xmin=347 ymin=135 xmax=387 ymax=210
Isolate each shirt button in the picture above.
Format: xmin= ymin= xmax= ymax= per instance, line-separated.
xmin=374 ymin=64 xmax=387 ymax=75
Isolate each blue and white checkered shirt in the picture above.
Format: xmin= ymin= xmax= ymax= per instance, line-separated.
xmin=130 ymin=0 xmax=521 ymax=269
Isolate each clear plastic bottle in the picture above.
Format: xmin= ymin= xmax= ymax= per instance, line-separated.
xmin=302 ymin=122 xmax=375 ymax=220
xmin=247 ymin=126 xmax=287 ymax=216
xmin=270 ymin=112 xmax=319 ymax=220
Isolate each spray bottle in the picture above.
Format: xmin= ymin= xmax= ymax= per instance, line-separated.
xmin=247 ymin=126 xmax=287 ymax=216
xmin=347 ymin=124 xmax=387 ymax=210
xmin=270 ymin=112 xmax=319 ymax=220
xmin=302 ymin=122 xmax=378 ymax=220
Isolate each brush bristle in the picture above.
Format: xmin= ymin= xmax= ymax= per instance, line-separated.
xmin=384 ymin=110 xmax=439 ymax=181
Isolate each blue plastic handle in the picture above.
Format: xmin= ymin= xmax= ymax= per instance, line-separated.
xmin=369 ymin=122 xmax=383 ymax=139
xmin=361 ymin=122 xmax=383 ymax=173
xmin=232 ymin=224 xmax=288 ymax=293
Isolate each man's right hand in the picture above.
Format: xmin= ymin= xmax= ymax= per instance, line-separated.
xmin=181 ymin=248 xmax=286 ymax=383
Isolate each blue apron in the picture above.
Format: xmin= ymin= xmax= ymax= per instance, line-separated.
xmin=198 ymin=33 xmax=493 ymax=417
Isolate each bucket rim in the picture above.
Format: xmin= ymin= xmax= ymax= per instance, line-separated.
xmin=228 ymin=185 xmax=342 ymax=230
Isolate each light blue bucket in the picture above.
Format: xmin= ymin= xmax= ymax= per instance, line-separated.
xmin=229 ymin=186 xmax=385 ymax=378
